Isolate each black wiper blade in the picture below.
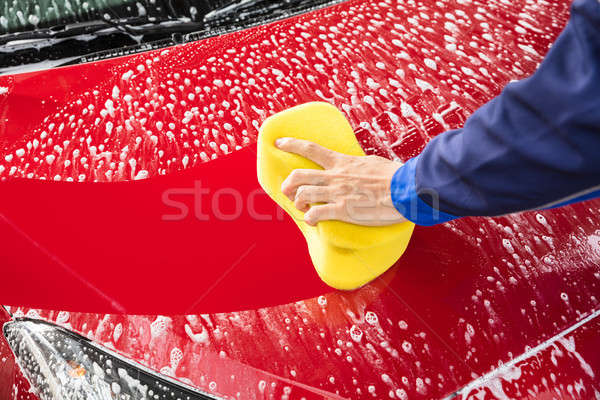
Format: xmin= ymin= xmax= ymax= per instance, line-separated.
xmin=0 ymin=20 xmax=109 ymax=45
xmin=203 ymin=0 xmax=335 ymax=24
xmin=0 ymin=17 xmax=205 ymax=46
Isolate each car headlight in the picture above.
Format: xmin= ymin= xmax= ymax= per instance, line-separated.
xmin=3 ymin=319 xmax=219 ymax=400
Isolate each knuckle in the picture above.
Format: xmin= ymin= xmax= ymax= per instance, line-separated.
xmin=287 ymin=170 xmax=305 ymax=184
xmin=288 ymin=170 xmax=301 ymax=181
xmin=368 ymin=154 xmax=386 ymax=162
xmin=295 ymin=185 xmax=307 ymax=199
xmin=305 ymin=142 xmax=318 ymax=152
xmin=281 ymin=179 xmax=295 ymax=196
xmin=281 ymin=186 xmax=293 ymax=198
xmin=337 ymin=154 xmax=352 ymax=163
xmin=329 ymin=205 xmax=342 ymax=219
xmin=310 ymin=207 xmax=324 ymax=220
xmin=338 ymin=183 xmax=353 ymax=193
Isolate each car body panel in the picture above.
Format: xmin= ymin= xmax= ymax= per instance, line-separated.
xmin=0 ymin=146 xmax=333 ymax=313
xmin=2 ymin=0 xmax=600 ymax=398
xmin=0 ymin=0 xmax=575 ymax=315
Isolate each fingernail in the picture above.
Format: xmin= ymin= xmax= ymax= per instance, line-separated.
xmin=275 ymin=138 xmax=287 ymax=147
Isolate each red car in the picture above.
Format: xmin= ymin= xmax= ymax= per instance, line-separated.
xmin=1 ymin=0 xmax=600 ymax=399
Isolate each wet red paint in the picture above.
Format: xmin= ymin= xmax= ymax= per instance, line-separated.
xmin=0 ymin=147 xmax=334 ymax=313
xmin=2 ymin=0 xmax=600 ymax=398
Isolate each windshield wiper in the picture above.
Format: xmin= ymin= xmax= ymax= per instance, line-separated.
xmin=204 ymin=0 xmax=339 ymax=24
xmin=0 ymin=17 xmax=205 ymax=46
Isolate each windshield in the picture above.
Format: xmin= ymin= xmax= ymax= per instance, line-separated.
xmin=0 ymin=0 xmax=176 ymax=34
xmin=0 ymin=0 xmax=343 ymax=74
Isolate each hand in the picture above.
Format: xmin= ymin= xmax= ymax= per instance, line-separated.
xmin=275 ymin=137 xmax=407 ymax=226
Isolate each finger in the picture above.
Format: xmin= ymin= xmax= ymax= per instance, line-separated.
xmin=304 ymin=203 xmax=339 ymax=226
xmin=275 ymin=137 xmax=339 ymax=169
xmin=294 ymin=185 xmax=334 ymax=212
xmin=281 ymin=169 xmax=329 ymax=200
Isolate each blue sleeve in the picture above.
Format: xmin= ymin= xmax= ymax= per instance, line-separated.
xmin=391 ymin=0 xmax=600 ymax=226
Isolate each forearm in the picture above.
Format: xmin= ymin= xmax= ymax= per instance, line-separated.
xmin=392 ymin=0 xmax=600 ymax=225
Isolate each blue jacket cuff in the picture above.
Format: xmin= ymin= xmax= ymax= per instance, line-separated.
xmin=390 ymin=156 xmax=459 ymax=226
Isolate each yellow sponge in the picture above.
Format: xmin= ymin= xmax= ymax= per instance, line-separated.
xmin=257 ymin=102 xmax=414 ymax=290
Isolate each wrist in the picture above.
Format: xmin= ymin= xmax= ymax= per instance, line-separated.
xmin=390 ymin=156 xmax=458 ymax=226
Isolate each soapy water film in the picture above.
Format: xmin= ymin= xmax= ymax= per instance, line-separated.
xmin=0 ymin=0 xmax=563 ymax=181
xmin=2 ymin=0 xmax=600 ymax=398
